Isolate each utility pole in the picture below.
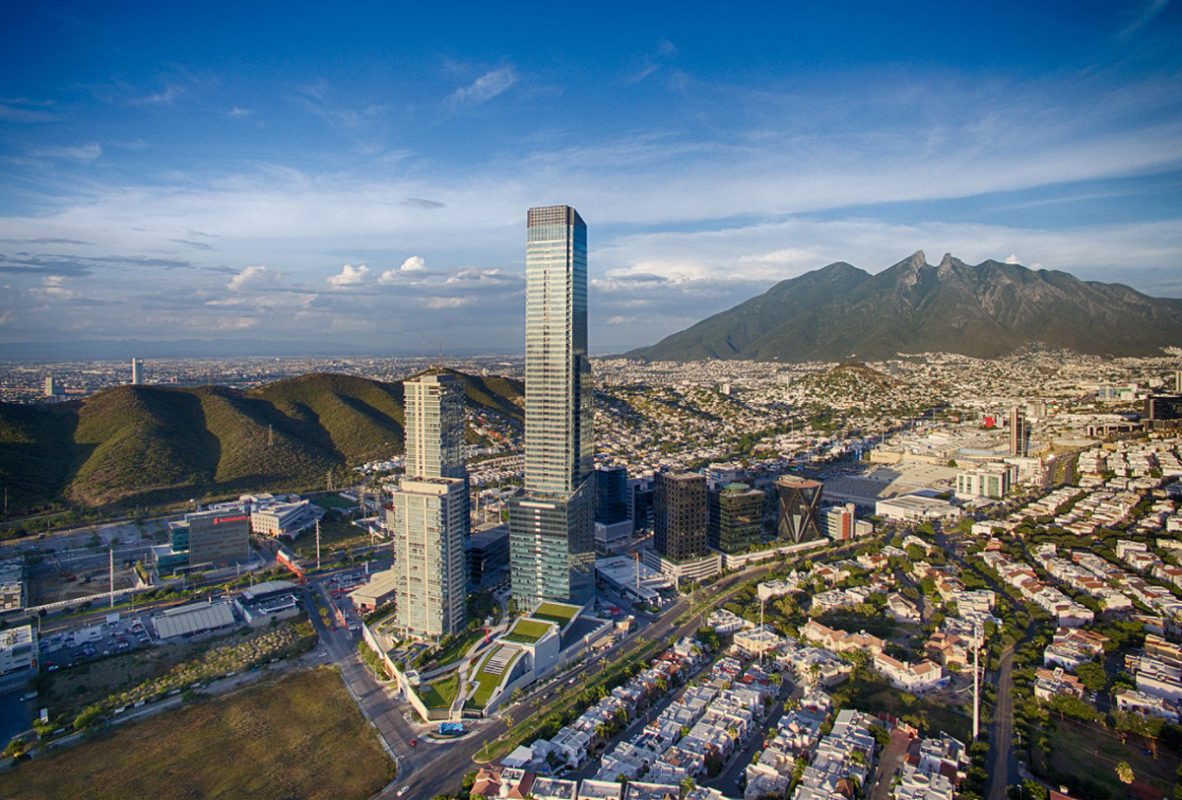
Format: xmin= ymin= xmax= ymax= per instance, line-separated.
xmin=972 ymin=621 xmax=981 ymax=740
xmin=760 ymin=598 xmax=766 ymax=667
xmin=315 ymin=520 xmax=321 ymax=571
xmin=108 ymin=546 xmax=115 ymax=609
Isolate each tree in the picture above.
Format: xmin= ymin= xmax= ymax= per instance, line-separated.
xmin=1115 ymin=761 xmax=1134 ymax=785
xmin=1075 ymin=661 xmax=1108 ymax=693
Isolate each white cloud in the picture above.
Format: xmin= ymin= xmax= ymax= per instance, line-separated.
xmin=226 ymin=106 xmax=251 ymax=117
xmin=448 ymin=67 xmax=516 ymax=106
xmin=30 ymin=143 xmax=102 ymax=161
xmin=30 ymin=275 xmax=78 ymax=300
xmin=378 ymin=255 xmax=429 ymax=284
xmin=227 ymin=265 xmax=280 ymax=291
xmin=427 ymin=296 xmax=474 ymax=309
xmin=327 ymin=263 xmax=370 ymax=287
xmin=1005 ymin=254 xmax=1021 ymax=264
xmin=1119 ymin=0 xmax=1170 ymax=38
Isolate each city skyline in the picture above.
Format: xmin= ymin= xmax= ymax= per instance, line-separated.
xmin=1 ymin=2 xmax=1181 ymax=356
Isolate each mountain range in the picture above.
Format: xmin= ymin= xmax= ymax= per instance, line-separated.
xmin=0 ymin=370 xmax=522 ymax=515
xmin=627 ymin=251 xmax=1182 ymax=362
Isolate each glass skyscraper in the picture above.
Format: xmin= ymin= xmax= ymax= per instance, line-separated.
xmin=510 ymin=205 xmax=595 ymax=610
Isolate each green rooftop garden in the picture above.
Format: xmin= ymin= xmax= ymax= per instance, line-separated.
xmin=504 ymin=618 xmax=552 ymax=644
xmin=468 ymin=646 xmax=521 ymax=708
xmin=530 ymin=601 xmax=580 ymax=627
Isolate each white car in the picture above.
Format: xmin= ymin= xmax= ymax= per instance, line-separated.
xmin=397 ymin=787 xmax=409 ymax=797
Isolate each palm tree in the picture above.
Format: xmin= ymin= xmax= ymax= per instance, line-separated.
xmin=1115 ymin=761 xmax=1134 ymax=785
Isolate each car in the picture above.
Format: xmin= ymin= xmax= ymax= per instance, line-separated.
xmin=409 ymin=738 xmax=417 ymax=747
xmin=397 ymin=788 xmax=409 ymax=797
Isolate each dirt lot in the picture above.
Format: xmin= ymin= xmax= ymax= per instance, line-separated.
xmin=27 ymin=564 xmax=139 ymax=605
xmin=0 ymin=668 xmax=395 ymax=800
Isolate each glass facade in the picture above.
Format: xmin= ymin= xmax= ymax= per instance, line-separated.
xmin=511 ymin=205 xmax=595 ymax=610
xmin=186 ymin=511 xmax=250 ymax=568
xmin=654 ymin=472 xmax=708 ymax=561
xmin=708 ymin=482 xmax=765 ymax=553
xmin=594 ymin=465 xmax=629 ymax=525
xmin=775 ymin=476 xmax=824 ymax=543
xmin=404 ymin=372 xmax=466 ymax=480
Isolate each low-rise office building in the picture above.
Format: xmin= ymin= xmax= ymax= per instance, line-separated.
xmin=0 ymin=625 xmax=36 ymax=674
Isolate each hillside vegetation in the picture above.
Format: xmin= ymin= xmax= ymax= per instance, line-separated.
xmin=628 ymin=251 xmax=1182 ymax=362
xmin=0 ymin=370 xmax=522 ymax=514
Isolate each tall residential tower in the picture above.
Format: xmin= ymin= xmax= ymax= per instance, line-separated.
xmin=509 ymin=205 xmax=595 ymax=610
xmin=390 ymin=371 xmax=469 ymax=639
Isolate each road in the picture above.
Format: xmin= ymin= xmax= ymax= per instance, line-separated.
xmin=985 ymin=641 xmax=1016 ymax=800
xmin=871 ymin=726 xmax=915 ymax=800
xmin=703 ymin=676 xmax=794 ymax=794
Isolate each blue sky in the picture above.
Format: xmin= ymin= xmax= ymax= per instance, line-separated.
xmin=1 ymin=0 xmax=1180 ymax=356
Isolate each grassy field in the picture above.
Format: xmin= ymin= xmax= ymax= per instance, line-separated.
xmin=291 ymin=518 xmax=373 ymax=559
xmin=309 ymin=491 xmax=358 ymax=510
xmin=0 ymin=668 xmax=395 ymax=800
xmin=1032 ymin=717 xmax=1179 ymax=799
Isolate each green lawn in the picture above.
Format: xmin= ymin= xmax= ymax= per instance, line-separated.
xmin=504 ymin=618 xmax=552 ymax=644
xmin=291 ymin=518 xmax=372 ymax=559
xmin=531 ymin=601 xmax=579 ymax=626
xmin=0 ymin=669 xmax=394 ymax=800
xmin=311 ymin=492 xmax=358 ymax=510
xmin=419 ymin=673 xmax=459 ymax=710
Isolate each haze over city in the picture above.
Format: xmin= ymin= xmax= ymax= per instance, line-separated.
xmin=2 ymin=1 xmax=1182 ymax=357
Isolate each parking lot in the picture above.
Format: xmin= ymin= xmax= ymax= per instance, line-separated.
xmin=40 ymin=613 xmax=153 ymax=672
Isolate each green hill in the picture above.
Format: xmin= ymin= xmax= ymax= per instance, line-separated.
xmin=0 ymin=371 xmax=523 ymax=514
